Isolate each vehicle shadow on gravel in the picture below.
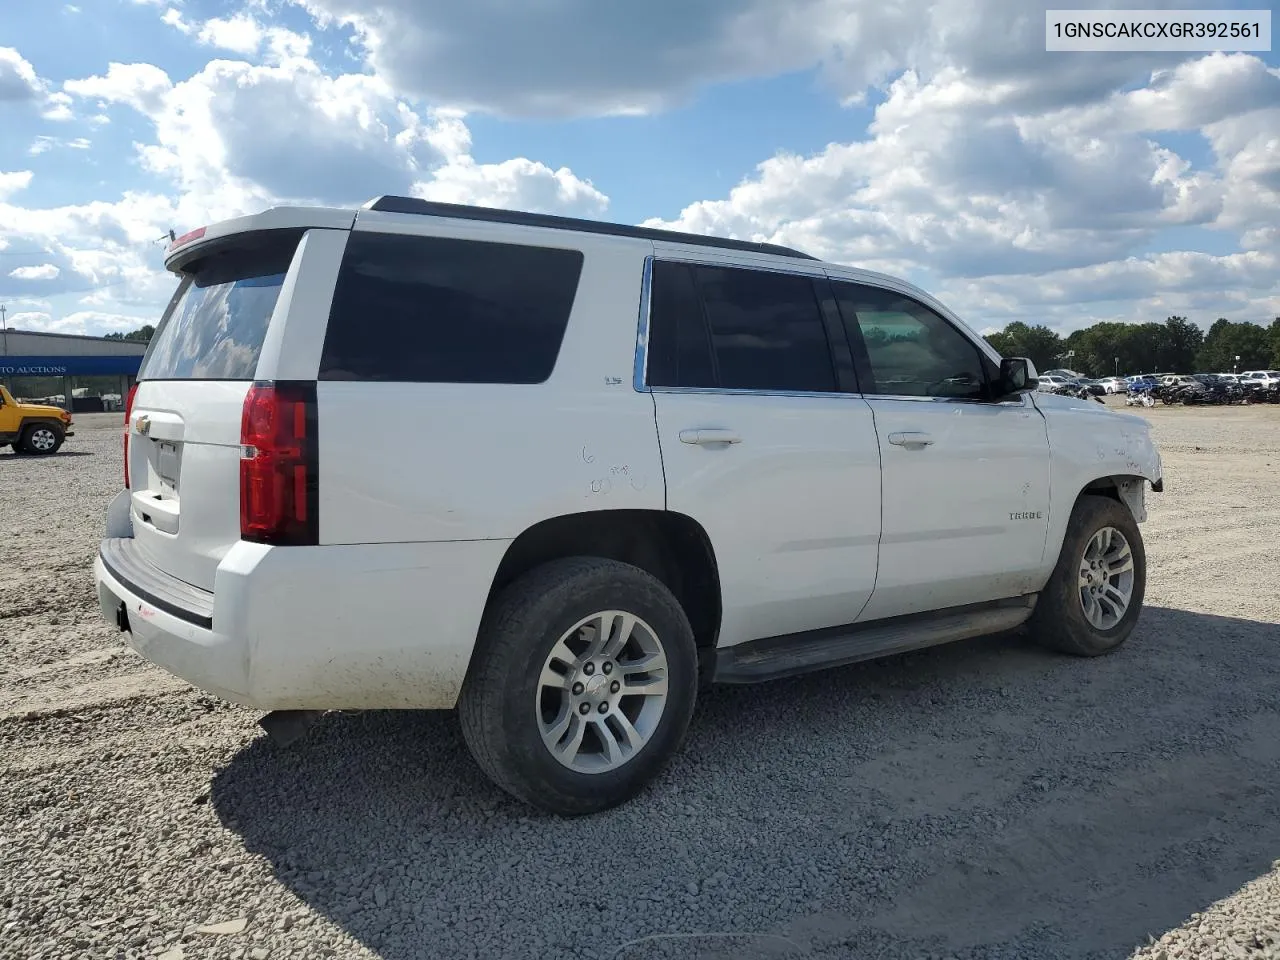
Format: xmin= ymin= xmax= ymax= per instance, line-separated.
xmin=211 ymin=606 xmax=1280 ymax=960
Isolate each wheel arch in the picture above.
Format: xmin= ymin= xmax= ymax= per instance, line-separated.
xmin=19 ymin=416 xmax=66 ymax=433
xmin=485 ymin=509 xmax=723 ymax=654
xmin=1039 ymin=469 xmax=1157 ymax=585
xmin=1079 ymin=474 xmax=1152 ymax=524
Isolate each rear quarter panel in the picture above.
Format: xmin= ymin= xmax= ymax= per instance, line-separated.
xmin=311 ymin=219 xmax=666 ymax=544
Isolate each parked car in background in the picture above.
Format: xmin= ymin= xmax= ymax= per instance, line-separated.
xmin=1096 ymin=377 xmax=1127 ymax=394
xmin=93 ymin=197 xmax=1165 ymax=815
xmin=1156 ymin=375 xmax=1211 ymax=405
xmin=1036 ymin=374 xmax=1072 ymax=393
xmin=1192 ymin=374 xmax=1244 ymax=404
xmin=1242 ymin=371 xmax=1280 ymax=389
xmin=1240 ymin=371 xmax=1280 ymax=403
xmin=0 ymin=385 xmax=74 ymax=454
xmin=1074 ymin=379 xmax=1108 ymax=397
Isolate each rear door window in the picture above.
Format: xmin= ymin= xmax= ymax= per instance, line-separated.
xmin=646 ymin=261 xmax=837 ymax=393
xmin=645 ymin=260 xmax=715 ymax=389
xmin=318 ymin=232 xmax=584 ymax=384
xmin=140 ymin=231 xmax=301 ymax=381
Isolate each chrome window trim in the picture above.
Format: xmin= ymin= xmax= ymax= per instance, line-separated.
xmin=645 ymin=385 xmax=1029 ymax=407
xmin=864 ymin=393 xmax=1032 ymax=407
xmin=649 ymin=247 xmax=829 ymax=278
xmin=650 ymin=386 xmax=862 ymax=400
xmin=632 ymin=255 xmax=654 ymax=393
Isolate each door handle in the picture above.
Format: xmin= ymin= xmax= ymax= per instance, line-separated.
xmin=679 ymin=429 xmax=742 ymax=446
xmin=888 ymin=431 xmax=934 ymax=448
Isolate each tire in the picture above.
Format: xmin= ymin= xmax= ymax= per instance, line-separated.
xmin=1028 ymin=494 xmax=1146 ymax=657
xmin=20 ymin=423 xmax=64 ymax=455
xmin=458 ymin=557 xmax=699 ymax=816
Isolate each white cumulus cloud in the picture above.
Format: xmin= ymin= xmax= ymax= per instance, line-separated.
xmin=197 ymin=13 xmax=264 ymax=54
xmin=12 ymin=0 xmax=1276 ymax=336
xmin=0 ymin=47 xmax=43 ymax=101
xmin=285 ymin=0 xmax=1197 ymax=118
xmin=644 ymin=47 xmax=1280 ymax=330
xmin=0 ymin=170 xmax=34 ymax=198
xmin=12 ymin=43 xmax=610 ymax=335
xmin=9 ymin=264 xmax=61 ymax=280
xmin=64 ymin=62 xmax=172 ymax=115
xmin=414 ymin=158 xmax=608 ymax=216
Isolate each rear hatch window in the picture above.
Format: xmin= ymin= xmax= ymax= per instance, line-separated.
xmin=141 ymin=230 xmax=302 ymax=381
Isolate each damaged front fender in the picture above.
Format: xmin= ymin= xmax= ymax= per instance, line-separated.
xmin=1113 ymin=476 xmax=1150 ymax=523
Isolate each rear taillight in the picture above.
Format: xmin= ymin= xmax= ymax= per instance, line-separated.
xmin=239 ymin=380 xmax=318 ymax=546
xmin=123 ymin=382 xmax=138 ymax=488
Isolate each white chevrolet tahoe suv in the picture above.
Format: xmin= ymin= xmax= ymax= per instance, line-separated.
xmin=95 ymin=197 xmax=1164 ymax=816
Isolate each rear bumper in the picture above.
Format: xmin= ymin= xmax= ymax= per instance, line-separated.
xmin=99 ymin=537 xmax=214 ymax=629
xmin=96 ymin=550 xmax=248 ymax=705
xmin=94 ymin=527 xmax=512 ymax=711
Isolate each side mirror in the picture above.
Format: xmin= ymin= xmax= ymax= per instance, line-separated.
xmin=998 ymin=357 xmax=1038 ymax=397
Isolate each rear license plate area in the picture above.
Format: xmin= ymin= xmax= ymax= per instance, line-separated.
xmin=155 ymin=441 xmax=180 ymax=497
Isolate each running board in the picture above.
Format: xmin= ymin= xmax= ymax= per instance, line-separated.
xmin=712 ymin=595 xmax=1037 ymax=684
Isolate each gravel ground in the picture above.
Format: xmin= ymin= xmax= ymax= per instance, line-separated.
xmin=1 ymin=402 xmax=1279 ymax=960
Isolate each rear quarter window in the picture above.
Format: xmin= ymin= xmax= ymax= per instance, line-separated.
xmin=318 ymin=232 xmax=584 ymax=384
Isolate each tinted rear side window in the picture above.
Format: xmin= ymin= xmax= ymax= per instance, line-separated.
xmin=140 ymin=231 xmax=300 ymax=380
xmin=646 ymin=260 xmax=715 ymax=389
xmin=646 ymin=262 xmax=836 ymax=393
xmin=694 ymin=265 xmax=835 ymax=393
xmin=319 ymin=232 xmax=584 ymax=384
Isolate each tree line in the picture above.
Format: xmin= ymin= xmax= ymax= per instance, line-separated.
xmin=103 ymin=325 xmax=155 ymax=343
xmin=96 ymin=317 xmax=1280 ymax=376
xmin=983 ymin=316 xmax=1280 ymax=378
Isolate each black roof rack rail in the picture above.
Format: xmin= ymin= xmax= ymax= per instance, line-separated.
xmin=362 ymin=196 xmax=819 ymax=261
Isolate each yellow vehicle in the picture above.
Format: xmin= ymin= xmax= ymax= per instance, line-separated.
xmin=0 ymin=385 xmax=74 ymax=455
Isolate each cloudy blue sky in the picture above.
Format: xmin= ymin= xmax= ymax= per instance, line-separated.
xmin=1 ymin=0 xmax=1277 ymax=337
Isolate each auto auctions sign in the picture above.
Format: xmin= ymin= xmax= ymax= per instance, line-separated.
xmin=0 ymin=355 xmax=142 ymax=376
xmin=0 ymin=363 xmax=69 ymax=375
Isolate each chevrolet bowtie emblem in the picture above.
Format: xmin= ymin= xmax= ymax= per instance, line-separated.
xmin=135 ymin=415 xmax=151 ymax=436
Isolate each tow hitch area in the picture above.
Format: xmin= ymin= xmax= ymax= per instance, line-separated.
xmin=259 ymin=710 xmax=325 ymax=747
xmin=115 ymin=602 xmax=130 ymax=633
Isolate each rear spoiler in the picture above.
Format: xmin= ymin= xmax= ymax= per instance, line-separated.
xmin=164 ymin=206 xmax=357 ymax=272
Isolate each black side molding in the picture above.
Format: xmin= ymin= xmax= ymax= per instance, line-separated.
xmin=99 ymin=537 xmax=215 ymax=630
xmin=1151 ymin=478 xmax=1163 ymax=493
xmin=713 ymin=595 xmax=1037 ymax=685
